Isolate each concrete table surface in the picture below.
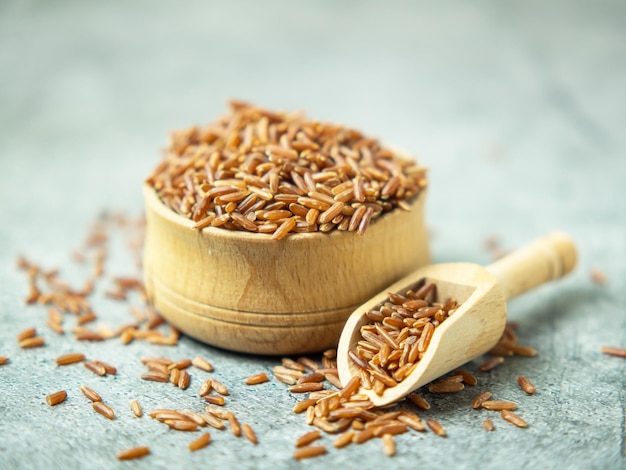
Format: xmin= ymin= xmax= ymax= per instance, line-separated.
xmin=0 ymin=1 xmax=624 ymax=469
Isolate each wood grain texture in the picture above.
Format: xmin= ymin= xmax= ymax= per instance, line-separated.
xmin=143 ymin=185 xmax=430 ymax=354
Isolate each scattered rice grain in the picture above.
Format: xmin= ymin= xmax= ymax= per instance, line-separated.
xmin=93 ymin=401 xmax=115 ymax=420
xmin=244 ymin=372 xmax=269 ymax=385
xmin=17 ymin=327 xmax=37 ymax=342
xmin=481 ymin=400 xmax=518 ymax=411
xmin=242 ymin=423 xmax=258 ymax=444
xmin=84 ymin=361 xmax=107 ymax=376
xmin=188 ymin=433 xmax=211 ymax=451
xmin=117 ymin=446 xmax=150 ymax=461
xmin=79 ymin=385 xmax=102 ymax=402
xmin=55 ymin=352 xmax=85 ymax=365
xmin=211 ymin=379 xmax=229 ymax=396
xmin=500 ymin=410 xmax=528 ymax=428
xmin=46 ymin=390 xmax=67 ymax=406
xmin=471 ymin=391 xmax=493 ymax=409
xmin=382 ymin=434 xmax=396 ymax=457
xmin=130 ymin=400 xmax=143 ymax=417
xmin=601 ymin=346 xmax=626 ymax=358
xmin=293 ymin=445 xmax=327 ymax=460
xmin=517 ymin=376 xmax=536 ymax=395
xmin=19 ymin=336 xmax=45 ymax=349
xmin=191 ymin=356 xmax=214 ymax=372
xmin=295 ymin=430 xmax=321 ymax=447
xmin=426 ymin=419 xmax=446 ymax=437
xmin=478 ymin=356 xmax=504 ymax=372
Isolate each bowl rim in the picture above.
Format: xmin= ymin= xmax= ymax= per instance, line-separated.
xmin=143 ymin=182 xmax=427 ymax=244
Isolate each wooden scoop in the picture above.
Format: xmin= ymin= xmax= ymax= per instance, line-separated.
xmin=337 ymin=232 xmax=577 ymax=407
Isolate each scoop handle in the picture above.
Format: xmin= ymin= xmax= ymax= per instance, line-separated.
xmin=486 ymin=232 xmax=577 ymax=301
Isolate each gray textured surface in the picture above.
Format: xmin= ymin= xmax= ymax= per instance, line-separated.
xmin=1 ymin=1 xmax=625 ymax=469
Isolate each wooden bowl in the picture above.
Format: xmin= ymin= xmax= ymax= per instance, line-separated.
xmin=143 ymin=184 xmax=430 ymax=355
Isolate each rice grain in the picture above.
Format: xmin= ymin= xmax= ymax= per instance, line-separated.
xmin=471 ymin=391 xmax=493 ymax=409
xmin=169 ymin=359 xmax=192 ymax=370
xmin=130 ymin=400 xmax=143 ymax=417
xmin=84 ymin=361 xmax=107 ymax=376
xmin=93 ymin=360 xmax=116 ymax=375
xmin=204 ymin=395 xmax=225 ymax=406
xmin=333 ymin=431 xmax=355 ymax=448
xmin=244 ymin=372 xmax=269 ymax=385
xmin=55 ymin=353 xmax=85 ymax=365
xmin=242 ymin=423 xmax=258 ymax=444
xmin=17 ymin=327 xmax=37 ymax=342
xmin=500 ymin=410 xmax=528 ymax=428
xmin=228 ymin=415 xmax=241 ymax=437
xmin=293 ymin=445 xmax=327 ymax=460
xmin=408 ymin=394 xmax=430 ymax=410
xmin=478 ymin=357 xmax=505 ymax=372
xmin=428 ymin=381 xmax=465 ymax=393
xmin=93 ymin=401 xmax=115 ymax=420
xmin=188 ymin=433 xmax=211 ymax=451
xmin=601 ymin=346 xmax=626 ymax=358
xmin=117 ymin=446 xmax=150 ymax=461
xmin=382 ymin=434 xmax=396 ymax=457
xmin=517 ymin=376 xmax=536 ymax=395
xmin=426 ymin=419 xmax=446 ymax=437
xmin=46 ymin=390 xmax=67 ymax=406
xmin=454 ymin=369 xmax=478 ymax=386
xmin=211 ymin=379 xmax=229 ymax=396
xmin=192 ymin=356 xmax=214 ymax=372
xmin=293 ymin=399 xmax=317 ymax=414
xmin=295 ymin=430 xmax=321 ymax=448
xmin=178 ymin=370 xmax=191 ymax=389
xmin=141 ymin=371 xmax=169 ymax=382
xmin=79 ymin=385 xmax=102 ymax=402
xmin=481 ymin=400 xmax=518 ymax=411
xmin=19 ymin=336 xmax=45 ymax=349
xmin=289 ymin=383 xmax=324 ymax=393
xmin=166 ymin=420 xmax=198 ymax=431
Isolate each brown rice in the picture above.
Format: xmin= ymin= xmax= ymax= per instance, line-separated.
xmin=600 ymin=346 xmax=626 ymax=358
xmin=93 ymin=401 xmax=115 ymax=420
xmin=426 ymin=419 xmax=446 ymax=437
xmin=481 ymin=400 xmax=518 ymax=411
xmin=17 ymin=327 xmax=37 ymax=342
xmin=192 ymin=356 xmax=214 ymax=372
xmin=295 ymin=430 xmax=321 ymax=448
xmin=478 ymin=356 xmax=505 ymax=372
xmin=188 ymin=433 xmax=211 ymax=451
xmin=46 ymin=390 xmax=67 ymax=406
xmin=242 ymin=423 xmax=258 ymax=444
xmin=382 ymin=433 xmax=396 ymax=457
xmin=79 ymin=385 xmax=102 ymax=402
xmin=117 ymin=446 xmax=150 ymax=460
xmin=500 ymin=410 xmax=528 ymax=428
xmin=471 ymin=391 xmax=493 ymax=409
xmin=146 ymin=102 xmax=427 ymax=239
xmin=19 ymin=336 xmax=45 ymax=349
xmin=130 ymin=400 xmax=143 ymax=417
xmin=244 ymin=372 xmax=269 ymax=385
xmin=348 ymin=281 xmax=460 ymax=396
xmin=293 ymin=445 xmax=327 ymax=460
xmin=517 ymin=376 xmax=536 ymax=394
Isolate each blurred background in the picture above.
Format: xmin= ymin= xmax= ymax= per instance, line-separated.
xmin=0 ymin=1 xmax=624 ymax=468
xmin=2 ymin=0 xmax=624 ymax=262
